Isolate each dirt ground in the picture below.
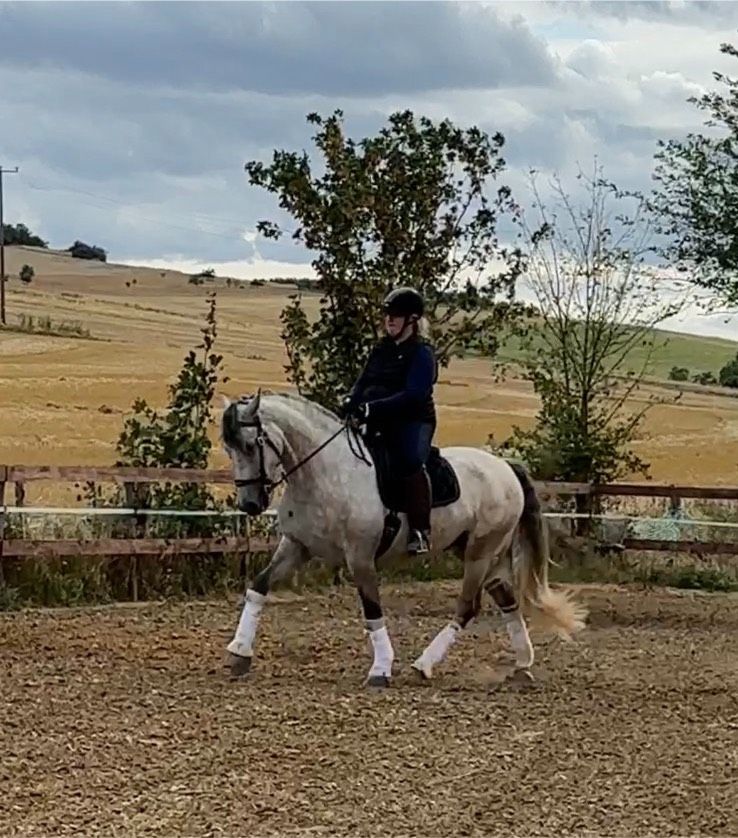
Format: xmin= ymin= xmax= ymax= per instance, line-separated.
xmin=2 ymin=581 xmax=737 ymax=837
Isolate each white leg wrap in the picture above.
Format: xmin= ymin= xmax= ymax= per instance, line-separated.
xmin=412 ymin=621 xmax=461 ymax=679
xmin=503 ymin=609 xmax=534 ymax=669
xmin=366 ymin=620 xmax=394 ymax=678
xmin=226 ymin=589 xmax=266 ymax=658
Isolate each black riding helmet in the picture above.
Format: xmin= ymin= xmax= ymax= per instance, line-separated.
xmin=382 ymin=286 xmax=425 ymax=319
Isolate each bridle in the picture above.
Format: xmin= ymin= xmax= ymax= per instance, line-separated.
xmin=233 ymin=410 xmax=369 ymax=504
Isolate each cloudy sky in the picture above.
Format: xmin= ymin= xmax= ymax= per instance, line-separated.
xmin=1 ymin=0 xmax=737 ymax=337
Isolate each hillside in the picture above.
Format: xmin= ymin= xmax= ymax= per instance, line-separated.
xmin=496 ymin=322 xmax=738 ymax=385
xmin=2 ymin=244 xmax=738 ymax=501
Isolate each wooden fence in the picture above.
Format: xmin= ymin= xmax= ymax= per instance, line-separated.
xmin=2 ymin=465 xmax=738 ymax=559
xmin=0 ymin=464 xmax=274 ymax=562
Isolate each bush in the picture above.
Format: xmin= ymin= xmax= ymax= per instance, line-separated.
xmin=668 ymin=366 xmax=690 ymax=381
xmin=692 ymin=370 xmax=717 ymax=385
xmin=189 ymin=267 xmax=215 ymax=285
xmin=68 ymin=240 xmax=107 ymax=262
xmin=19 ymin=264 xmax=34 ymax=284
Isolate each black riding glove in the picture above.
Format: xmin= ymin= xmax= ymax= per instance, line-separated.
xmin=347 ymin=401 xmax=369 ymax=429
xmin=337 ymin=395 xmax=354 ymax=419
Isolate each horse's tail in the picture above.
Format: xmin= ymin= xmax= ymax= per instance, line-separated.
xmin=508 ymin=462 xmax=587 ymax=640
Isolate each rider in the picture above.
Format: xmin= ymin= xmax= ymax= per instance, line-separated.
xmin=339 ymin=286 xmax=438 ymax=555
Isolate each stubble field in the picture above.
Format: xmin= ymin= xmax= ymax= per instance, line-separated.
xmin=2 ymin=246 xmax=738 ymax=505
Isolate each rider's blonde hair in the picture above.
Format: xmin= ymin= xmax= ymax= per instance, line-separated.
xmin=415 ymin=315 xmax=430 ymax=339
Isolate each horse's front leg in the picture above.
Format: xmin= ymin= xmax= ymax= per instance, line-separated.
xmin=349 ymin=555 xmax=395 ymax=689
xmin=227 ymin=535 xmax=308 ymax=678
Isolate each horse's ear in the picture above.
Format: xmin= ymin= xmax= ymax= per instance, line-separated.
xmin=243 ymin=389 xmax=261 ymax=417
xmin=221 ymin=394 xmax=232 ymax=410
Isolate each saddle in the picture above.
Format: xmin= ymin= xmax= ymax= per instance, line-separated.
xmin=363 ymin=431 xmax=461 ymax=514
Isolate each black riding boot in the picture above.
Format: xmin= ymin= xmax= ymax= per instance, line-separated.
xmin=405 ymin=469 xmax=431 ymax=555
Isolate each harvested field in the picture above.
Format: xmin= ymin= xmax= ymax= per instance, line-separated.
xmin=3 ymin=246 xmax=738 ymax=500
xmin=2 ymin=581 xmax=737 ymax=837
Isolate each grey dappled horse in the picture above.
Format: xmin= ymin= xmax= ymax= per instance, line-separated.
xmin=221 ymin=391 xmax=586 ymax=687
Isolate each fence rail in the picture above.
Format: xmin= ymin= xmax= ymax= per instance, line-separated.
xmin=2 ymin=464 xmax=738 ymax=560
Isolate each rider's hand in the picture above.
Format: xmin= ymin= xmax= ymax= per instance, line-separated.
xmin=337 ymin=395 xmax=353 ymax=419
xmin=347 ymin=401 xmax=369 ymax=428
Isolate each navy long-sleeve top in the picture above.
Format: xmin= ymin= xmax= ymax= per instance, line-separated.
xmin=349 ymin=336 xmax=437 ymax=425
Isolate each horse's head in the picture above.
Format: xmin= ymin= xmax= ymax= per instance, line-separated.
xmin=221 ymin=391 xmax=284 ymax=516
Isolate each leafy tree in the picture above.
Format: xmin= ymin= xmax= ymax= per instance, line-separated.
xmin=506 ymin=165 xmax=683 ymax=485
xmin=245 ymin=109 xmax=531 ymax=410
xmin=19 ymin=264 xmax=34 ymax=284
xmin=719 ymin=353 xmax=738 ymax=388
xmin=651 ymin=40 xmax=738 ymax=307
xmin=2 ymin=223 xmax=47 ymax=248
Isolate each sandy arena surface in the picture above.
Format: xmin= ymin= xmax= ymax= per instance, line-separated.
xmin=2 ymin=581 xmax=737 ymax=837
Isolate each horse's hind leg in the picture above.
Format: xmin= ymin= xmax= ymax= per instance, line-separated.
xmin=485 ymin=570 xmax=534 ymax=675
xmin=411 ymin=538 xmax=492 ymax=680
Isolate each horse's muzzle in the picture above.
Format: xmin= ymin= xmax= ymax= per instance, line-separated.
xmin=236 ymin=497 xmax=264 ymax=517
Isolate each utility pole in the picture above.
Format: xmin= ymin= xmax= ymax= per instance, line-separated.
xmin=0 ymin=165 xmax=20 ymax=326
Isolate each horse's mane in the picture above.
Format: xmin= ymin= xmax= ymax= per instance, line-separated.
xmin=266 ymin=390 xmax=341 ymax=427
xmin=227 ymin=388 xmax=340 ymax=426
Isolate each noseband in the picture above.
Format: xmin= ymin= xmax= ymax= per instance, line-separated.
xmin=233 ymin=413 xmax=284 ymax=499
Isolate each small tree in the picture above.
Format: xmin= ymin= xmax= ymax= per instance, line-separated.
xmin=651 ymin=40 xmax=738 ymax=308
xmin=245 ymin=109 xmax=531 ymax=410
xmin=507 ymin=165 xmax=683 ymax=485
xmin=19 ymin=264 xmax=34 ymax=284
xmin=117 ymin=291 xmax=225 ymax=469
xmin=719 ymin=353 xmax=738 ymax=388
xmin=115 ymin=292 xmax=229 ymax=521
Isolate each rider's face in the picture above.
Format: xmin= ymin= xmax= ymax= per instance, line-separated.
xmin=384 ymin=314 xmax=414 ymax=340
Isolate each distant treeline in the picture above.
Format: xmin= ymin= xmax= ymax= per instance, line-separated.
xmin=3 ymin=222 xmax=107 ymax=263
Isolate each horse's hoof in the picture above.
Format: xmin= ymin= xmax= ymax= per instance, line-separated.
xmin=229 ymin=653 xmax=252 ymax=679
xmin=365 ymin=674 xmax=391 ymax=689
xmin=509 ymin=667 xmax=535 ymax=688
xmin=411 ymin=660 xmax=432 ymax=681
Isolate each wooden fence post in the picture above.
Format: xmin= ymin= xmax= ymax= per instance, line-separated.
xmin=0 ymin=467 xmax=7 ymax=587
xmin=123 ymin=481 xmax=144 ymax=602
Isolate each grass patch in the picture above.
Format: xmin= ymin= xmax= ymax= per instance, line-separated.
xmin=2 ymin=314 xmax=92 ymax=339
xmin=549 ymin=533 xmax=738 ymax=592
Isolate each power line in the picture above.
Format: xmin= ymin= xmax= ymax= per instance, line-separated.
xmin=23 ymin=178 xmax=260 ymax=241
xmin=0 ymin=165 xmax=20 ymax=326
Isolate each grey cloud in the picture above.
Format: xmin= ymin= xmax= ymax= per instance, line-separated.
xmin=0 ymin=0 xmax=719 ymax=272
xmin=549 ymin=0 xmax=738 ymax=26
xmin=0 ymin=61 xmax=390 ymax=262
xmin=0 ymin=1 xmax=557 ymax=96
